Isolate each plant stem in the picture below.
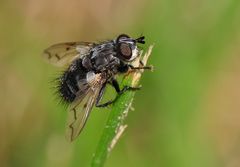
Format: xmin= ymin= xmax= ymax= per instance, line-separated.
xmin=91 ymin=45 xmax=154 ymax=167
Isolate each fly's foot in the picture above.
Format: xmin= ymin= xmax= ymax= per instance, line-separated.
xmin=96 ymin=99 xmax=115 ymax=108
xmin=119 ymin=85 xmax=142 ymax=94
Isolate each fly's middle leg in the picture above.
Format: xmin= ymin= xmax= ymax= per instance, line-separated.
xmin=95 ymin=82 xmax=116 ymax=108
xmin=95 ymin=82 xmax=110 ymax=107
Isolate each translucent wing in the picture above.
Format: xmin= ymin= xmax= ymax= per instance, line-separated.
xmin=65 ymin=73 xmax=106 ymax=142
xmin=43 ymin=42 xmax=94 ymax=67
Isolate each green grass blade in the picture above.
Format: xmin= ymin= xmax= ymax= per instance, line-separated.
xmin=91 ymin=45 xmax=154 ymax=167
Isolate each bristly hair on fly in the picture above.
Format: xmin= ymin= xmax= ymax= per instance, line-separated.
xmin=49 ymin=70 xmax=70 ymax=107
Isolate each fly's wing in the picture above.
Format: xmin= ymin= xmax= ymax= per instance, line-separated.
xmin=43 ymin=42 xmax=94 ymax=67
xmin=65 ymin=73 xmax=106 ymax=142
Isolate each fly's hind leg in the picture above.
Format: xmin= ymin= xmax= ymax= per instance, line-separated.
xmin=95 ymin=82 xmax=113 ymax=108
xmin=95 ymin=81 xmax=117 ymax=108
xmin=95 ymin=79 xmax=141 ymax=108
xmin=111 ymin=79 xmax=141 ymax=94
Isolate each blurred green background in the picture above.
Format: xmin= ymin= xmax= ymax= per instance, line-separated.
xmin=1 ymin=0 xmax=240 ymax=167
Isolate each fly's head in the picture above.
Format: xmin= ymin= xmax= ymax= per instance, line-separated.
xmin=115 ymin=34 xmax=145 ymax=62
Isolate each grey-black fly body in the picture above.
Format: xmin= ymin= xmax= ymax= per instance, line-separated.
xmin=43 ymin=34 xmax=151 ymax=141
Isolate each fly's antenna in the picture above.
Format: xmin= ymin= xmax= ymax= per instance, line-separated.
xmin=135 ymin=36 xmax=145 ymax=44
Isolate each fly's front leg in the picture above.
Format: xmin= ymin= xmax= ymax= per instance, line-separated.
xmin=128 ymin=64 xmax=153 ymax=71
xmin=123 ymin=64 xmax=153 ymax=78
xmin=129 ymin=59 xmax=153 ymax=70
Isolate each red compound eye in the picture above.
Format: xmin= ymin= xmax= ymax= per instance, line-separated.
xmin=119 ymin=43 xmax=132 ymax=59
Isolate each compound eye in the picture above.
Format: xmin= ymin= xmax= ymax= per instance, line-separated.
xmin=119 ymin=43 xmax=132 ymax=59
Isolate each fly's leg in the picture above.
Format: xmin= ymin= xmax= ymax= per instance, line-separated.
xmin=95 ymin=79 xmax=141 ymax=108
xmin=111 ymin=79 xmax=141 ymax=94
xmin=95 ymin=82 xmax=110 ymax=107
xmin=95 ymin=81 xmax=117 ymax=108
xmin=140 ymin=60 xmax=144 ymax=66
xmin=96 ymin=99 xmax=115 ymax=108
xmin=128 ymin=64 xmax=153 ymax=71
xmin=124 ymin=64 xmax=153 ymax=77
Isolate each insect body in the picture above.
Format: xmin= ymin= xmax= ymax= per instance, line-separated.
xmin=43 ymin=34 xmax=151 ymax=141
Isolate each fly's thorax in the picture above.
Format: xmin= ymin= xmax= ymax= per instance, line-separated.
xmin=90 ymin=41 xmax=115 ymax=58
xmin=94 ymin=55 xmax=108 ymax=68
xmin=89 ymin=43 xmax=120 ymax=72
xmin=95 ymin=55 xmax=120 ymax=72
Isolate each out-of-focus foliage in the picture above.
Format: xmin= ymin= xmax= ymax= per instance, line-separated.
xmin=0 ymin=0 xmax=240 ymax=167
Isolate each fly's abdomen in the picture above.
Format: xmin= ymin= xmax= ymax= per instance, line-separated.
xmin=58 ymin=73 xmax=79 ymax=103
xmin=57 ymin=59 xmax=87 ymax=103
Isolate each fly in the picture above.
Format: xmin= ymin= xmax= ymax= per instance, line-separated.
xmin=43 ymin=34 xmax=152 ymax=141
